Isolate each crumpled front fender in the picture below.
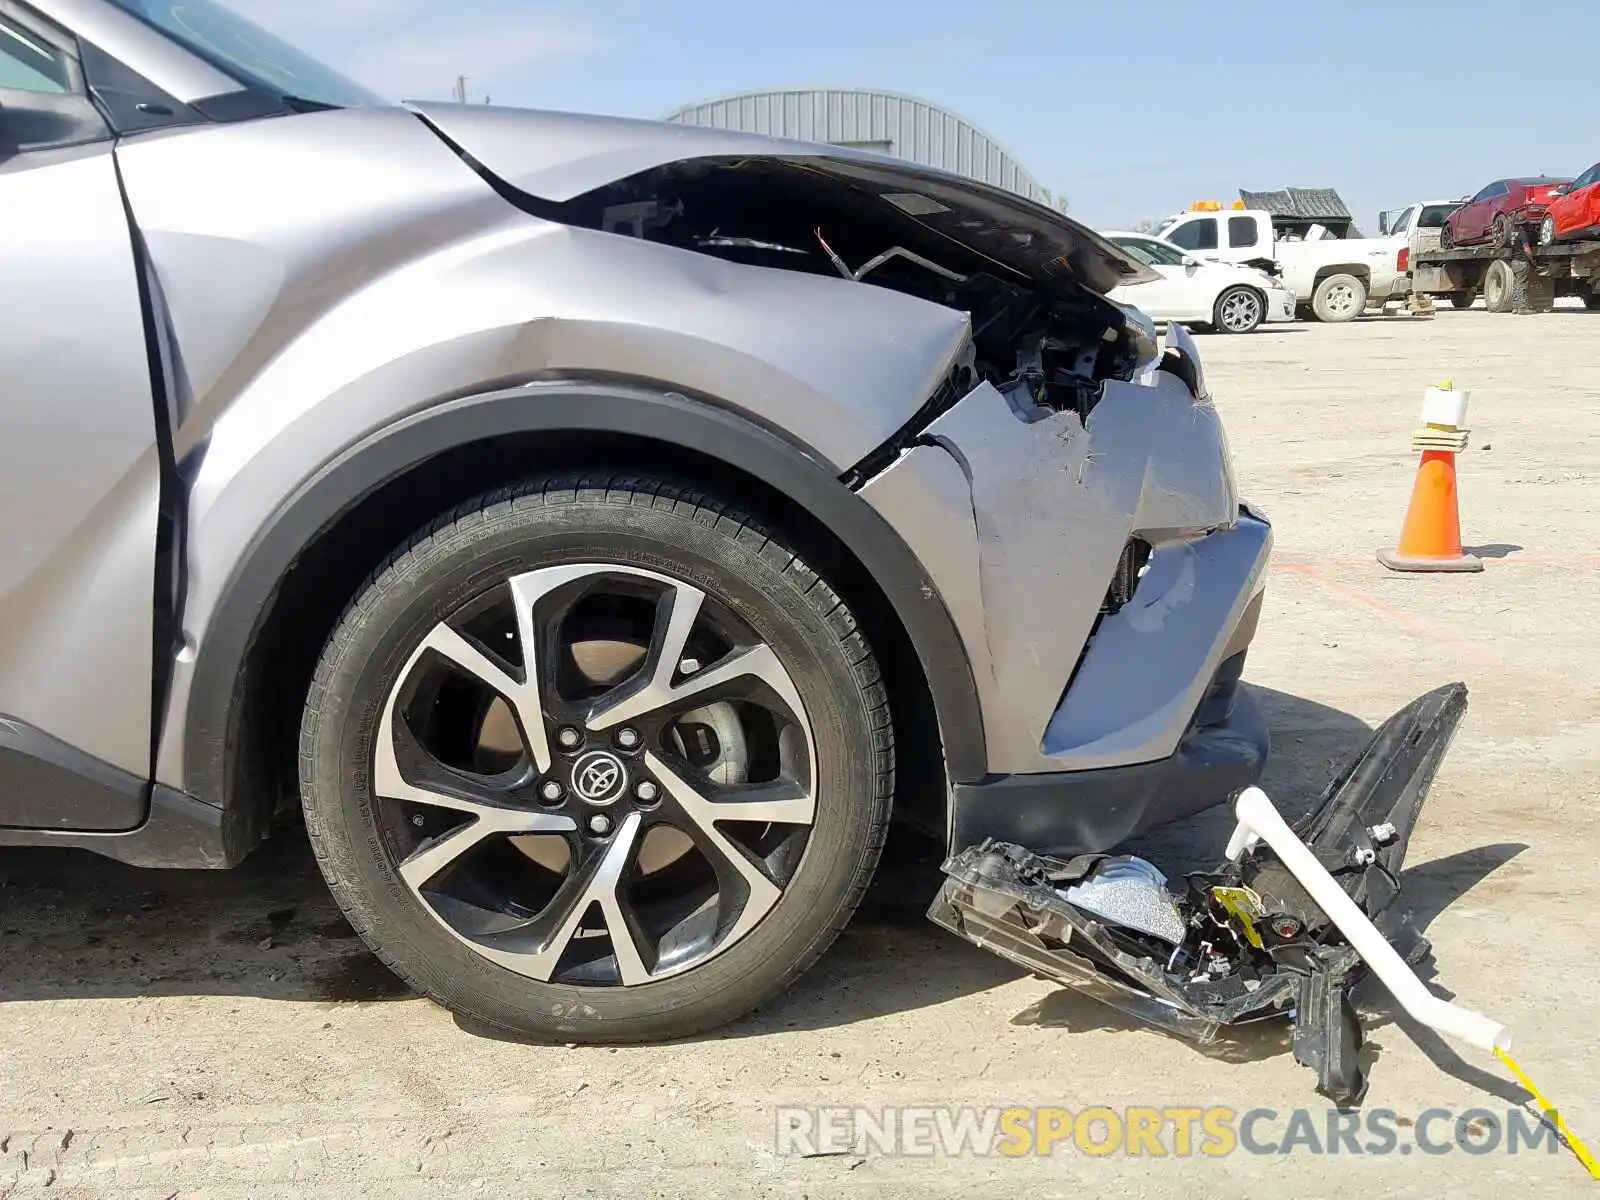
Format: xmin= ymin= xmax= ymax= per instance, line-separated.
xmin=115 ymin=106 xmax=977 ymax=792
xmin=860 ymin=360 xmax=1253 ymax=775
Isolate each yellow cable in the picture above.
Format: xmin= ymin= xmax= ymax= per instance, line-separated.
xmin=1495 ymin=1047 xmax=1600 ymax=1181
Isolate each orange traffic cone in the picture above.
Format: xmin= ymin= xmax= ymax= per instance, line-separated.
xmin=1378 ymin=450 xmax=1482 ymax=572
xmin=1378 ymin=382 xmax=1482 ymax=573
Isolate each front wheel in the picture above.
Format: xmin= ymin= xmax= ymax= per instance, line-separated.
xmin=1539 ymin=215 xmax=1557 ymax=245
xmin=299 ymin=475 xmax=893 ymax=1042
xmin=1213 ymin=285 xmax=1265 ymax=334
xmin=1311 ymin=273 xmax=1368 ymax=323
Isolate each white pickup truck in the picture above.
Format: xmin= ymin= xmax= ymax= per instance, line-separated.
xmin=1153 ymin=208 xmax=1407 ymax=323
xmin=1379 ymin=200 xmax=1472 ymax=306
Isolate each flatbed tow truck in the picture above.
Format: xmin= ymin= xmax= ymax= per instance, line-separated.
xmin=1412 ymin=233 xmax=1600 ymax=312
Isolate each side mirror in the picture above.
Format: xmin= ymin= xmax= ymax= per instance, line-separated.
xmin=1181 ymin=253 xmax=1201 ymax=267
xmin=1377 ymin=214 xmax=1390 ymax=235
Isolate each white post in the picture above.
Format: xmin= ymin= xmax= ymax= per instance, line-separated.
xmin=1228 ymin=786 xmax=1510 ymax=1054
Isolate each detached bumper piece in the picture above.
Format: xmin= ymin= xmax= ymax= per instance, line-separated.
xmin=929 ymin=683 xmax=1470 ymax=1106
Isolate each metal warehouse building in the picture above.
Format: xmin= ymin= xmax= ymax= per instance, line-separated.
xmin=663 ymin=88 xmax=1050 ymax=204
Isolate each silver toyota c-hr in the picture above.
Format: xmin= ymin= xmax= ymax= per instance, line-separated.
xmin=1 ymin=0 xmax=1271 ymax=1040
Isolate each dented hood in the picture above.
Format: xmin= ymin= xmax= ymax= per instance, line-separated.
xmin=406 ymin=102 xmax=1156 ymax=295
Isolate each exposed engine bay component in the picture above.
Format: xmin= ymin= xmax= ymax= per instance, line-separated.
xmin=573 ymin=160 xmax=1156 ymax=426
xmin=812 ymin=228 xmax=968 ymax=285
xmin=931 ymin=683 xmax=1476 ymax=1106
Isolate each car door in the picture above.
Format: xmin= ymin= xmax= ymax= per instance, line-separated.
xmin=1451 ymin=187 xmax=1481 ymax=242
xmin=1575 ymin=164 xmax=1600 ymax=236
xmin=1107 ymin=237 xmax=1196 ymax=320
xmin=1163 ymin=214 xmax=1221 ymax=261
xmin=1143 ymin=237 xmax=1218 ymax=320
xmin=0 ymin=1 xmax=160 ymax=829
xmin=1222 ymin=214 xmax=1265 ymax=261
xmin=1460 ymin=182 xmax=1506 ymax=242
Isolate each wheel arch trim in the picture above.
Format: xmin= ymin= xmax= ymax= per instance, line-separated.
xmin=177 ymin=380 xmax=986 ymax=815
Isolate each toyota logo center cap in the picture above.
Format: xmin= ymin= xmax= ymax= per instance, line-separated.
xmin=572 ymin=750 xmax=628 ymax=805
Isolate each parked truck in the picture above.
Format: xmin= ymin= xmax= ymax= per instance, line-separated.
xmin=1155 ymin=205 xmax=1406 ymax=323
xmin=1409 ymin=227 xmax=1600 ymax=312
xmin=1378 ymin=199 xmax=1466 ymax=306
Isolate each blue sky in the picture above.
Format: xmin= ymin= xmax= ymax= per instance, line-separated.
xmin=230 ymin=0 xmax=1598 ymax=232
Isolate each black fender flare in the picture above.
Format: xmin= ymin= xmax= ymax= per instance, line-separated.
xmin=182 ymin=382 xmax=986 ymax=812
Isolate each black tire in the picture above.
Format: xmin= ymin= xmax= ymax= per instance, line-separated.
xmin=1311 ymin=273 xmax=1367 ymax=323
xmin=1212 ymin=285 xmax=1265 ymax=334
xmin=1439 ymin=221 xmax=1455 ymax=250
xmin=1584 ymin=292 xmax=1600 ymax=311
xmin=1484 ymin=259 xmax=1515 ymax=312
xmin=1492 ymin=214 xmax=1514 ymax=248
xmin=299 ymin=474 xmax=893 ymax=1042
xmin=1448 ymin=290 xmax=1479 ymax=309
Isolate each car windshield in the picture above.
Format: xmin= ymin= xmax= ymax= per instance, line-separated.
xmin=1113 ymin=236 xmax=1188 ymax=268
xmin=105 ymin=0 xmax=385 ymax=109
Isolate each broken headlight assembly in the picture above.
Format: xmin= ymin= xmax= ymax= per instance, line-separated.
xmin=931 ymin=683 xmax=1497 ymax=1107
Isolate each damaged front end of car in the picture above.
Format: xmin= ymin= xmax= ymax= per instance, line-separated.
xmin=930 ymin=683 xmax=1473 ymax=1106
xmin=397 ymin=110 xmax=1505 ymax=1105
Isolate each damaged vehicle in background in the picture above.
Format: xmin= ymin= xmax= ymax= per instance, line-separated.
xmin=1101 ymin=230 xmax=1297 ymax=333
xmin=1440 ymin=176 xmax=1571 ymax=249
xmin=5 ymin=0 xmax=1485 ymax=1103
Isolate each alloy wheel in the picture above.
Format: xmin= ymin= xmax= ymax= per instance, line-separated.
xmin=374 ymin=562 xmax=816 ymax=987
xmin=1219 ymin=289 xmax=1263 ymax=333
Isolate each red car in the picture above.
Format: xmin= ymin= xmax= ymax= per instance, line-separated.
xmin=1539 ymin=162 xmax=1600 ymax=244
xmin=1440 ymin=176 xmax=1571 ymax=248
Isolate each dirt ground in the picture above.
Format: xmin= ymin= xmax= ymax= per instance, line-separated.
xmin=3 ymin=304 xmax=1598 ymax=1199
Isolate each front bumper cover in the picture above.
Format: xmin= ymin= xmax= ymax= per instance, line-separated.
xmin=929 ymin=683 xmax=1468 ymax=1105
xmin=949 ymin=648 xmax=1269 ymax=857
xmin=1266 ymin=287 xmax=1297 ymax=321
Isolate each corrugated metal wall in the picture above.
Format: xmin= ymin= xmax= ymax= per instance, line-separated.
xmin=664 ymin=89 xmax=1049 ymax=203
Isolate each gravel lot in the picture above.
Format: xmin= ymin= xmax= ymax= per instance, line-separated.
xmin=3 ymin=305 xmax=1597 ymax=1199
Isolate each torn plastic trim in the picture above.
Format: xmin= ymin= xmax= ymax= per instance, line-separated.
xmin=930 ymin=683 xmax=1473 ymax=1106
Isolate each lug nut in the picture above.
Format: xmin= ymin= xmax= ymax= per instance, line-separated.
xmin=634 ymin=779 xmax=660 ymax=804
xmin=539 ymin=779 xmax=566 ymax=804
xmin=616 ymin=727 xmax=641 ymax=750
xmin=556 ymin=726 xmax=582 ymax=749
xmin=588 ymin=813 xmax=613 ymax=836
